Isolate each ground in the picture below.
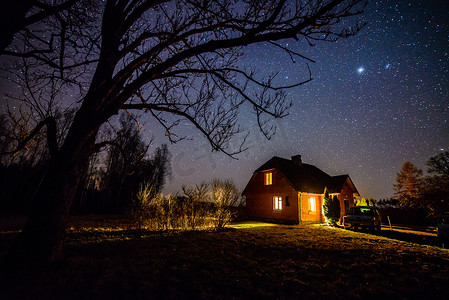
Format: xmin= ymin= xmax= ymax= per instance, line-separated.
xmin=1 ymin=216 xmax=449 ymax=299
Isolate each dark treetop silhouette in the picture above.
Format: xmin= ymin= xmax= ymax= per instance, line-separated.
xmin=1 ymin=0 xmax=366 ymax=266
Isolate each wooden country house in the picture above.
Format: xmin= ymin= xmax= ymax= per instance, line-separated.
xmin=243 ymin=155 xmax=359 ymax=224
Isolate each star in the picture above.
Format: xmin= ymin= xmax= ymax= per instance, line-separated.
xmin=357 ymin=67 xmax=365 ymax=74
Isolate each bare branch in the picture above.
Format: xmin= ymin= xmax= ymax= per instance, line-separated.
xmin=121 ymin=102 xmax=243 ymax=157
xmin=0 ymin=116 xmax=58 ymax=159
xmin=4 ymin=0 xmax=367 ymax=158
xmin=24 ymin=0 xmax=79 ymax=28
xmin=268 ymin=41 xmax=316 ymax=63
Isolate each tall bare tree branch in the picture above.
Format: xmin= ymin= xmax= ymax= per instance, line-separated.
xmin=1 ymin=0 xmax=368 ymax=266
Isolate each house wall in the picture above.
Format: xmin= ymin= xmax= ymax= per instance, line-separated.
xmin=244 ymin=169 xmax=299 ymax=223
xmin=338 ymin=181 xmax=355 ymax=222
xmin=298 ymin=193 xmax=324 ymax=222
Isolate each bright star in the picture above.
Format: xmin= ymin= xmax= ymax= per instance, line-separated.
xmin=357 ymin=67 xmax=365 ymax=74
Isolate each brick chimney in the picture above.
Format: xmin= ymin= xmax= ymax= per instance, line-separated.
xmin=291 ymin=155 xmax=302 ymax=166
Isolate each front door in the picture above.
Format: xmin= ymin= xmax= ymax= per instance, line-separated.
xmin=344 ymin=199 xmax=349 ymax=214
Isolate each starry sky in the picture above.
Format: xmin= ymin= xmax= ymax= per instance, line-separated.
xmin=1 ymin=1 xmax=448 ymax=200
xmin=158 ymin=0 xmax=449 ymax=199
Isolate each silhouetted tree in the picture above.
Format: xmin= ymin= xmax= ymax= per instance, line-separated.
xmin=394 ymin=161 xmax=422 ymax=208
xmin=116 ymin=143 xmax=171 ymax=212
xmin=2 ymin=0 xmax=367 ymax=266
xmin=0 ymin=111 xmax=48 ymax=167
xmin=101 ymin=114 xmax=149 ymax=211
xmin=419 ymin=151 xmax=449 ymax=214
xmin=426 ymin=151 xmax=449 ymax=178
xmin=0 ymin=110 xmax=74 ymax=212
xmin=75 ymin=114 xmax=171 ymax=213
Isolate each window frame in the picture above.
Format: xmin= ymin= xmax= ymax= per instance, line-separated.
xmin=264 ymin=172 xmax=272 ymax=185
xmin=309 ymin=196 xmax=317 ymax=213
xmin=273 ymin=196 xmax=282 ymax=211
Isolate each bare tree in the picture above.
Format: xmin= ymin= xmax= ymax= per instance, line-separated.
xmin=2 ymin=0 xmax=367 ymax=266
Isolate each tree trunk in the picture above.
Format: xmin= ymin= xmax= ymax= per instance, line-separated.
xmin=8 ymin=104 xmax=102 ymax=267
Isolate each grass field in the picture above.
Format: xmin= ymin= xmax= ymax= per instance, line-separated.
xmin=1 ymin=217 xmax=449 ymax=299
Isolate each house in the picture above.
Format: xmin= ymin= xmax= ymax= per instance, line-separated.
xmin=243 ymin=155 xmax=359 ymax=224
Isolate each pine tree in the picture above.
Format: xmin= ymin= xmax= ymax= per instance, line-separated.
xmin=323 ymin=191 xmax=341 ymax=225
xmin=394 ymin=161 xmax=422 ymax=207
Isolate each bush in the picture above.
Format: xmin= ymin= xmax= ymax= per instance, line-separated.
xmin=132 ymin=181 xmax=155 ymax=230
xmin=182 ymin=182 xmax=209 ymax=230
xmin=132 ymin=179 xmax=242 ymax=231
xmin=211 ymin=179 xmax=242 ymax=230
xmin=323 ymin=194 xmax=341 ymax=225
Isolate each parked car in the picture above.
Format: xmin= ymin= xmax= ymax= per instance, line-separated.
xmin=343 ymin=206 xmax=381 ymax=231
xmin=436 ymin=213 xmax=449 ymax=240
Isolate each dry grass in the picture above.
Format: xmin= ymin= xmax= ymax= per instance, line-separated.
xmin=1 ymin=217 xmax=449 ymax=299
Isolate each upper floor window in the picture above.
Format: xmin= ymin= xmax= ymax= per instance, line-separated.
xmin=309 ymin=197 xmax=316 ymax=213
xmin=274 ymin=196 xmax=282 ymax=211
xmin=264 ymin=172 xmax=272 ymax=185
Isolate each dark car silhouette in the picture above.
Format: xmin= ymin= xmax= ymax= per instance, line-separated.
xmin=343 ymin=206 xmax=381 ymax=231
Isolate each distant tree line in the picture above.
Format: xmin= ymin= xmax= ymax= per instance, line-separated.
xmin=394 ymin=151 xmax=449 ymax=216
xmin=0 ymin=112 xmax=171 ymax=214
xmin=382 ymin=151 xmax=449 ymax=225
xmin=348 ymin=150 xmax=449 ymax=226
xmin=376 ymin=198 xmax=399 ymax=207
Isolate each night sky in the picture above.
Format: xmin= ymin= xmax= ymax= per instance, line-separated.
xmin=159 ymin=0 xmax=449 ymax=199
xmin=1 ymin=1 xmax=448 ymax=200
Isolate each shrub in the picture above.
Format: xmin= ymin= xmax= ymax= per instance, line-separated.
xmin=211 ymin=179 xmax=242 ymax=230
xmin=132 ymin=181 xmax=155 ymax=230
xmin=132 ymin=179 xmax=242 ymax=231
xmin=323 ymin=194 xmax=341 ymax=225
xmin=182 ymin=182 xmax=209 ymax=230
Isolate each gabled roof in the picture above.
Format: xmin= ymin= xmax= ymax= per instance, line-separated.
xmin=327 ymin=175 xmax=359 ymax=195
xmin=250 ymin=156 xmax=358 ymax=195
xmin=327 ymin=175 xmax=350 ymax=193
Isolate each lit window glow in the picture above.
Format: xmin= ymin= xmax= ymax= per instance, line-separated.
xmin=274 ymin=196 xmax=282 ymax=211
xmin=265 ymin=172 xmax=272 ymax=185
xmin=309 ymin=197 xmax=316 ymax=212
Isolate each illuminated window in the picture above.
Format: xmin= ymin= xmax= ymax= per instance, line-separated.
xmin=274 ymin=196 xmax=282 ymax=211
xmin=264 ymin=172 xmax=272 ymax=185
xmin=309 ymin=197 xmax=316 ymax=212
